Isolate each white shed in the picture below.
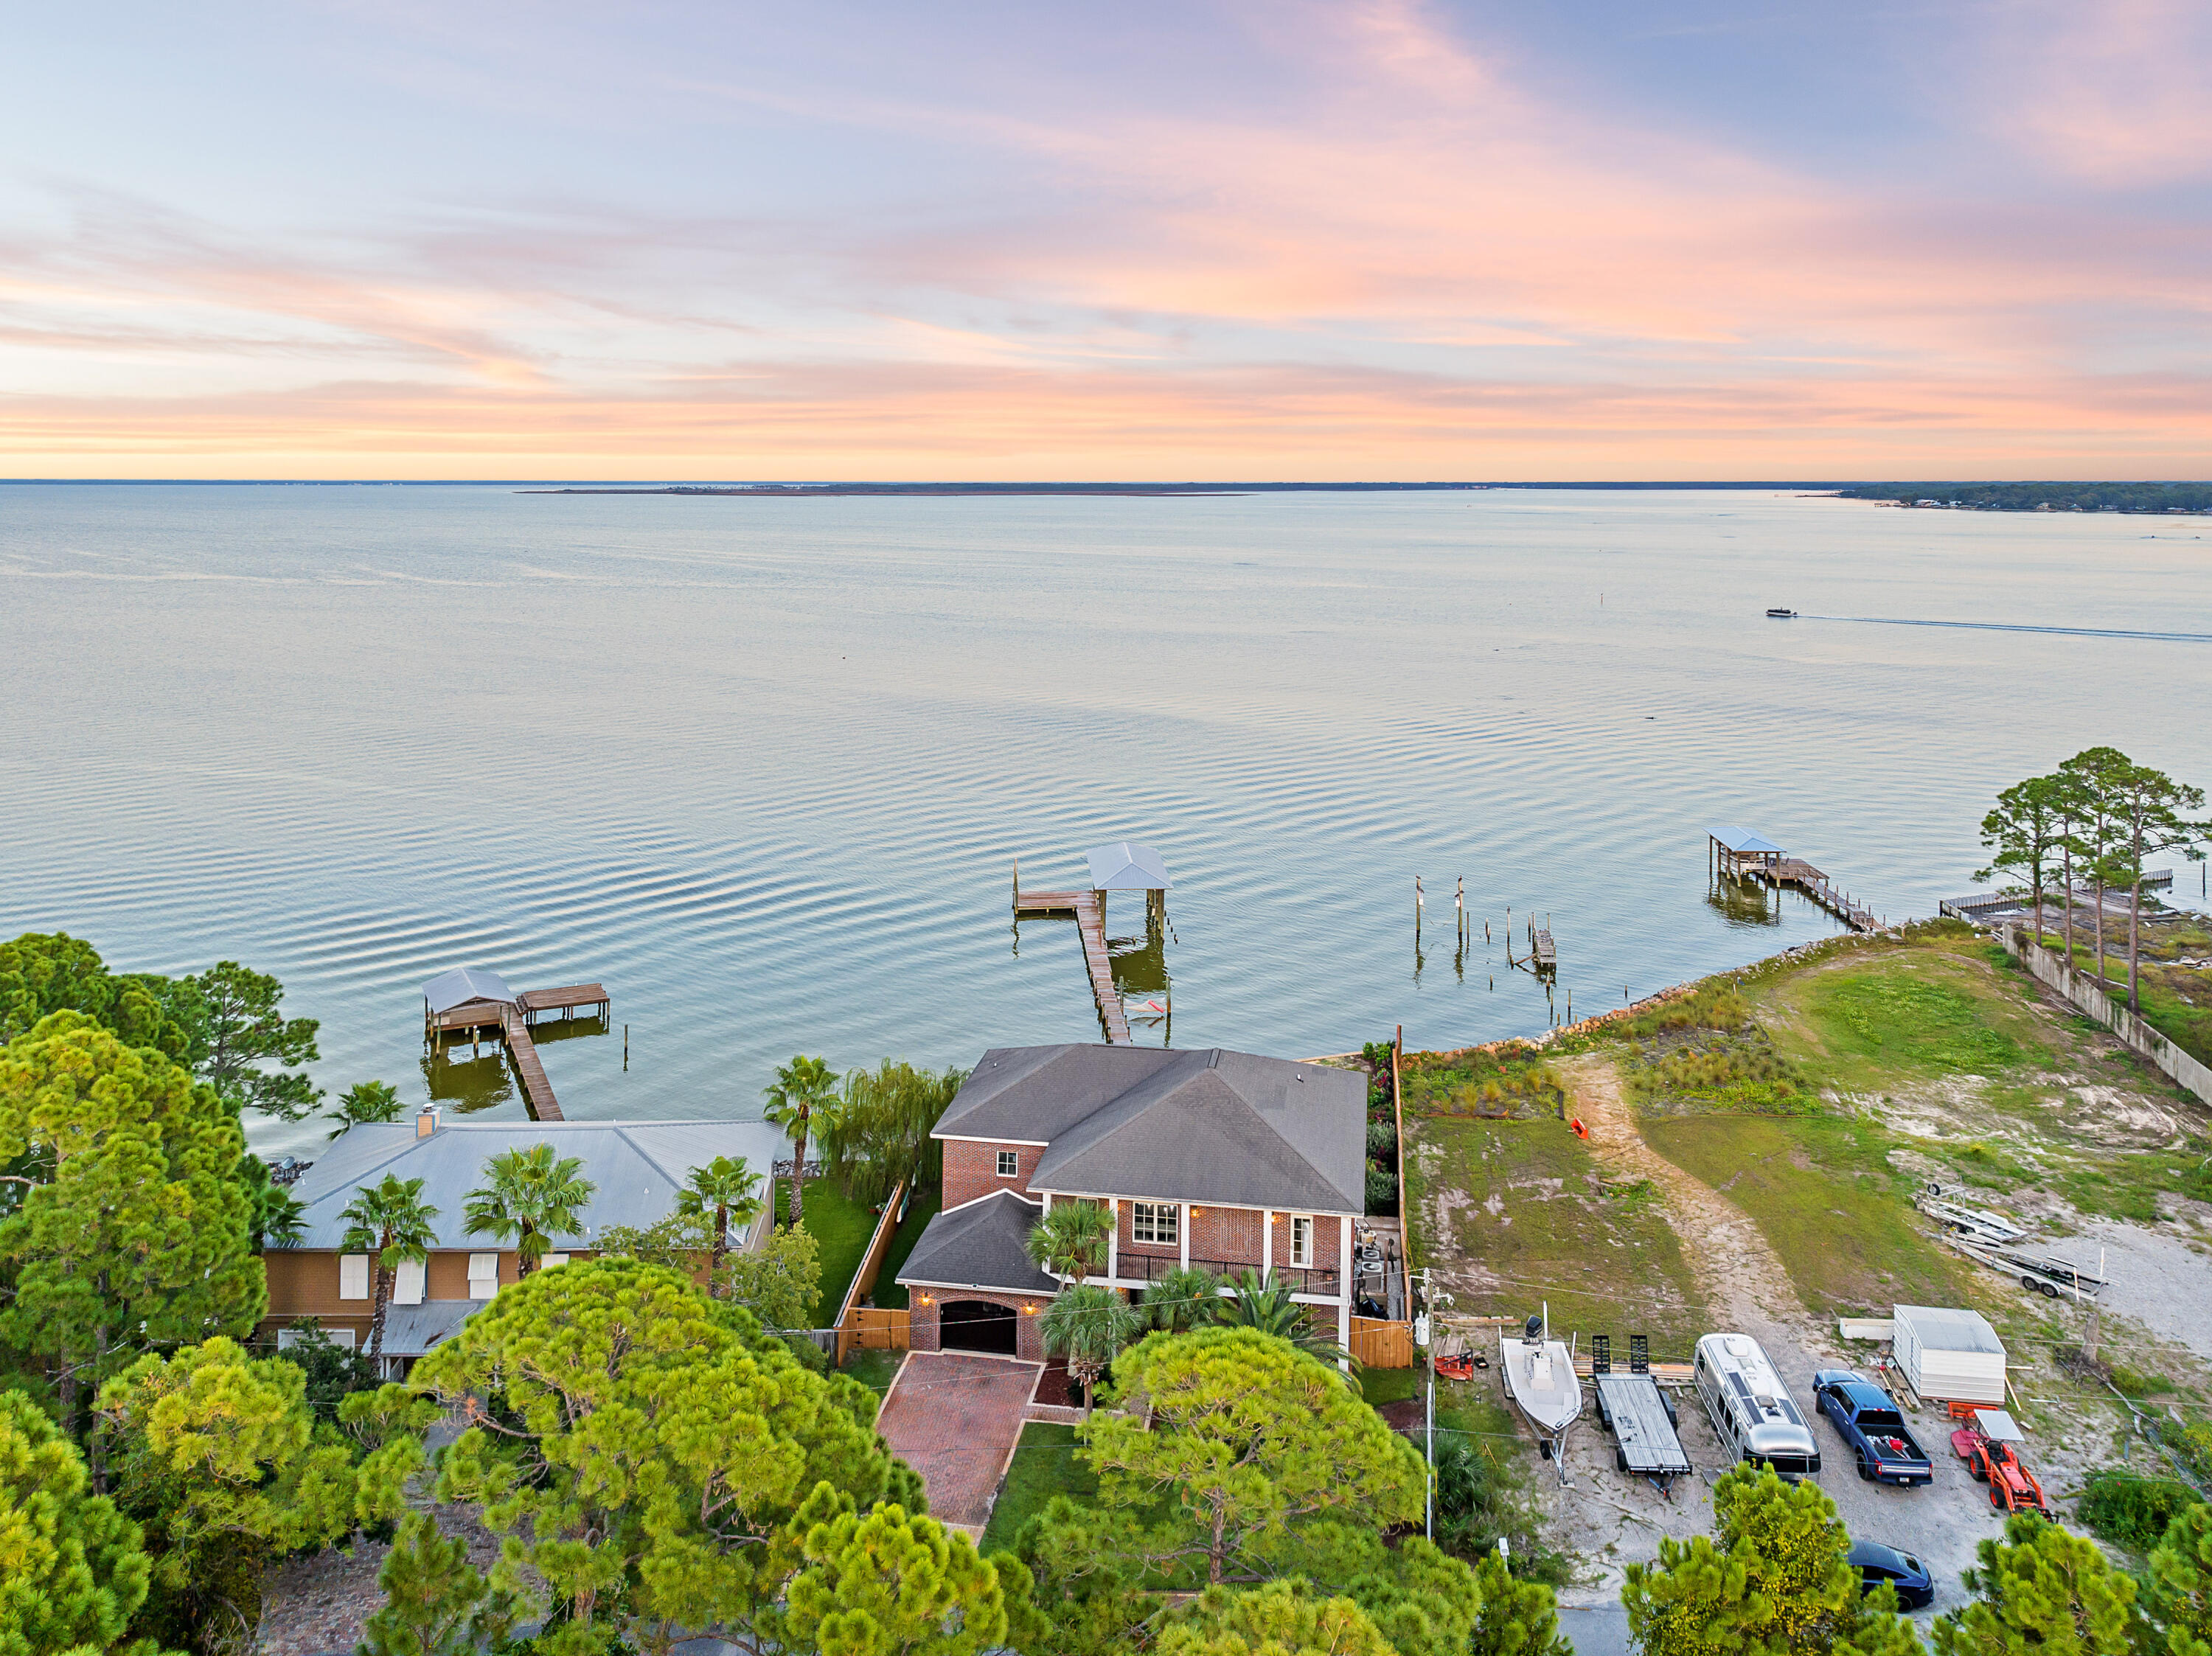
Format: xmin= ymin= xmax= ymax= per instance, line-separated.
xmin=1893 ymin=1304 xmax=2006 ymax=1405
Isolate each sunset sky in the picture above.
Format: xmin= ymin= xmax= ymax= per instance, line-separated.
xmin=4 ymin=1 xmax=2207 ymax=479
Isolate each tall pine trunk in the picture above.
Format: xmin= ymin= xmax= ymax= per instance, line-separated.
xmin=2127 ymin=813 xmax=2146 ymax=1017
xmin=2061 ymin=836 xmax=2075 ymax=978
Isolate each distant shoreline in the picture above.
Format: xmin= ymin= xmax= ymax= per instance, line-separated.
xmin=518 ymin=485 xmax=1251 ymax=497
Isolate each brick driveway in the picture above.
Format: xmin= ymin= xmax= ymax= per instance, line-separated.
xmin=874 ymin=1351 xmax=1042 ymax=1533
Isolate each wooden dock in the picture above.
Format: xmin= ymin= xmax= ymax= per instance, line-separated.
xmin=1527 ymin=919 xmax=1557 ymax=974
xmin=1014 ymin=888 xmax=1132 ymax=1043
xmin=1753 ymin=859 xmax=1879 ymax=932
xmin=427 ymin=983 xmax=608 ymax=1121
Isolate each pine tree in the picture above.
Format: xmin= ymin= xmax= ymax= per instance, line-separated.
xmin=772 ymin=1500 xmax=1020 ymax=1656
xmin=0 ymin=1012 xmax=265 ymax=1430
xmin=0 ymin=1388 xmax=153 ymax=1656
xmin=97 ymin=1337 xmax=368 ymax=1655
xmin=358 ymin=1513 xmax=515 ymax=1656
xmin=2145 ymin=1503 xmax=2212 ymax=1656
xmin=1931 ymin=1514 xmax=2137 ymax=1656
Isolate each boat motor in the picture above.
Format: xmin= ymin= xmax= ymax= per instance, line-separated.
xmin=1523 ymin=1313 xmax=1545 ymax=1343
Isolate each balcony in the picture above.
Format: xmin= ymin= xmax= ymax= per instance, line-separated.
xmin=1105 ymin=1252 xmax=1341 ymax=1299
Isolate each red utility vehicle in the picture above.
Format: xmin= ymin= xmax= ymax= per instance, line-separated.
xmin=1951 ymin=1419 xmax=2051 ymax=1517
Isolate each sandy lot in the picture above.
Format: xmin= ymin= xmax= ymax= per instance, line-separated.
xmin=1531 ymin=1055 xmax=2140 ymax=1625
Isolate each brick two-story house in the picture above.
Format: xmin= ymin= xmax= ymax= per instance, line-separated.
xmin=896 ymin=1044 xmax=1366 ymax=1361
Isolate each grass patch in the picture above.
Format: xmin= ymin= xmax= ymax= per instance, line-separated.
xmin=1614 ymin=981 xmax=1748 ymax=1037
xmin=1406 ymin=1116 xmax=1704 ymax=1357
xmin=2056 ymin=1144 xmax=2212 ymax=1222
xmin=1400 ymin=1047 xmax=1565 ymax=1119
xmin=1639 ymin=1114 xmax=1972 ymax=1316
xmin=868 ymin=1186 xmax=942 ymax=1310
xmin=1359 ymin=1366 xmax=1421 ymax=1408
xmin=773 ymin=1177 xmax=884 ymax=1318
xmin=1811 ymin=970 xmax=2024 ymax=1073
xmin=842 ymin=1348 xmax=903 ymax=1392
xmin=1625 ymin=1029 xmax=1820 ymax=1116
xmin=1758 ymin=948 xmax=2048 ymax=1093
xmin=979 ymin=1422 xmax=1096 ymax=1555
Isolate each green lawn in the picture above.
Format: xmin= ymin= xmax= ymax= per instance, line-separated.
xmin=1759 ymin=945 xmax=2049 ymax=1091
xmin=772 ymin=1176 xmax=887 ymax=1321
xmin=1405 ymin=1115 xmax=1705 ymax=1358
xmin=842 ymin=1348 xmax=903 ymax=1393
xmin=1359 ymin=1366 xmax=1421 ymax=1408
xmin=979 ymin=1422 xmax=1095 ymax=1554
xmin=1638 ymin=1113 xmax=1972 ymax=1316
xmin=869 ymin=1187 xmax=942 ymax=1311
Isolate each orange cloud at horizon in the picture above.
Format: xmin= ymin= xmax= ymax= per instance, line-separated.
xmin=1 ymin=0 xmax=2207 ymax=479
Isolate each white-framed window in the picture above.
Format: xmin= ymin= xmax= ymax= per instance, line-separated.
xmin=392 ymin=1258 xmax=426 ymax=1306
xmin=540 ymin=1253 xmax=571 ymax=1270
xmin=1130 ymin=1202 xmax=1179 ymax=1246
xmin=1289 ymin=1216 xmax=1315 ymax=1268
xmin=277 ymin=1324 xmax=357 ymax=1351
xmin=467 ymin=1253 xmax=501 ymax=1300
xmin=996 ymin=1149 xmax=1020 ymax=1177
xmin=338 ymin=1254 xmax=369 ymax=1300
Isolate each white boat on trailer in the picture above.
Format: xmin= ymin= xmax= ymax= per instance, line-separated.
xmin=1500 ymin=1307 xmax=1585 ymax=1483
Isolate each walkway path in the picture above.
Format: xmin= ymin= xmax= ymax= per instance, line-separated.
xmin=874 ymin=1351 xmax=1042 ymax=1534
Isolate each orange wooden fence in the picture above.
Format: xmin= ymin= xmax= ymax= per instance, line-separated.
xmin=833 ymin=1181 xmax=909 ymax=1367
xmin=1352 ymin=1315 xmax=1415 ymax=1369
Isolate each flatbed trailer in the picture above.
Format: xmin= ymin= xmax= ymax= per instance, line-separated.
xmin=1596 ymin=1372 xmax=1693 ymax=1492
xmin=1946 ymin=1234 xmax=2107 ymax=1300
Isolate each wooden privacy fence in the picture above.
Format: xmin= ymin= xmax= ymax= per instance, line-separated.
xmin=1352 ymin=1315 xmax=1415 ymax=1369
xmin=846 ymin=1307 xmax=911 ymax=1354
xmin=833 ymin=1180 xmax=910 ymax=1368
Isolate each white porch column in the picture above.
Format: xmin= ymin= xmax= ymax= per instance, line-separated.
xmin=1107 ymin=1198 xmax=1118 ymax=1282
xmin=1180 ymin=1205 xmax=1190 ymax=1270
xmin=1262 ymin=1208 xmax=1273 ymax=1278
xmin=1338 ymin=1216 xmax=1354 ymax=1360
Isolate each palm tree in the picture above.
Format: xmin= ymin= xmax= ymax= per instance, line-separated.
xmin=1143 ymin=1264 xmax=1221 ymax=1332
xmin=1213 ymin=1270 xmax=1357 ymax=1377
xmin=1025 ymin=1201 xmax=1113 ymax=1285
xmin=324 ymin=1079 xmax=403 ymax=1139
xmin=675 ymin=1155 xmax=763 ymax=1277
xmin=1040 ymin=1284 xmax=1141 ymax=1419
xmin=338 ymin=1174 xmax=440 ymax=1365
xmin=463 ymin=1144 xmax=596 ymax=1278
xmin=762 ymin=1054 xmax=838 ymax=1224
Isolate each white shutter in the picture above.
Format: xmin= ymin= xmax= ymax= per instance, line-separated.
xmin=392 ymin=1257 xmax=426 ymax=1306
xmin=467 ymin=1253 xmax=500 ymax=1299
xmin=540 ymin=1252 xmax=570 ymax=1270
xmin=338 ymin=1254 xmax=369 ymax=1300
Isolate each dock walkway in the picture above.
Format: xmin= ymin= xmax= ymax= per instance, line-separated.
xmin=428 ymin=984 xmax=608 ymax=1121
xmin=1756 ymin=859 xmax=1879 ymax=931
xmin=1013 ymin=888 xmax=1132 ymax=1043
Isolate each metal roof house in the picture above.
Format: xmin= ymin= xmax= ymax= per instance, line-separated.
xmin=897 ymin=1043 xmax=1367 ymax=1362
xmin=264 ymin=1115 xmax=787 ymax=1371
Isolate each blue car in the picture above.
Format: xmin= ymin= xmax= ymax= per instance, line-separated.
xmin=1850 ymin=1540 xmax=1935 ymax=1610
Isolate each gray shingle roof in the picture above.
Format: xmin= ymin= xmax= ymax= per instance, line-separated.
xmin=896 ymin=1190 xmax=1055 ymax=1295
xmin=277 ymin=1119 xmax=787 ymax=1251
xmin=941 ymin=1045 xmax=1365 ymax=1214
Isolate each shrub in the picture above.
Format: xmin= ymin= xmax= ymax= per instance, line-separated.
xmin=2078 ymin=1469 xmax=2196 ymax=1551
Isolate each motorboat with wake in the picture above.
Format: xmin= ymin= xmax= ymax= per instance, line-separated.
xmin=1500 ymin=1306 xmax=1584 ymax=1483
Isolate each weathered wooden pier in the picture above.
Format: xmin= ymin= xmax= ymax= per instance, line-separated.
xmin=1707 ymin=827 xmax=1880 ymax=932
xmin=1012 ymin=843 xmax=1171 ymax=1046
xmin=422 ymin=968 xmax=610 ymax=1121
xmin=1013 ymin=886 xmax=1131 ymax=1043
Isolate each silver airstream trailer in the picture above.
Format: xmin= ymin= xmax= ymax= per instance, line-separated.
xmin=1694 ymin=1333 xmax=1821 ymax=1481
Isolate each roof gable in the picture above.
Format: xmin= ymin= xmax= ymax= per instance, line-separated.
xmin=945 ymin=1044 xmax=1365 ymax=1214
xmin=895 ymin=1190 xmax=1054 ymax=1295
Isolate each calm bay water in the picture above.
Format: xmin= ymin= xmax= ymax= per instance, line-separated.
xmin=4 ymin=484 xmax=2207 ymax=1161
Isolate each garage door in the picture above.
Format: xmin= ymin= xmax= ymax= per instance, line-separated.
xmin=940 ymin=1300 xmax=1018 ymax=1355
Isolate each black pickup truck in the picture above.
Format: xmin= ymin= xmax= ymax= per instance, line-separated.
xmin=1812 ymin=1371 xmax=1934 ymax=1486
